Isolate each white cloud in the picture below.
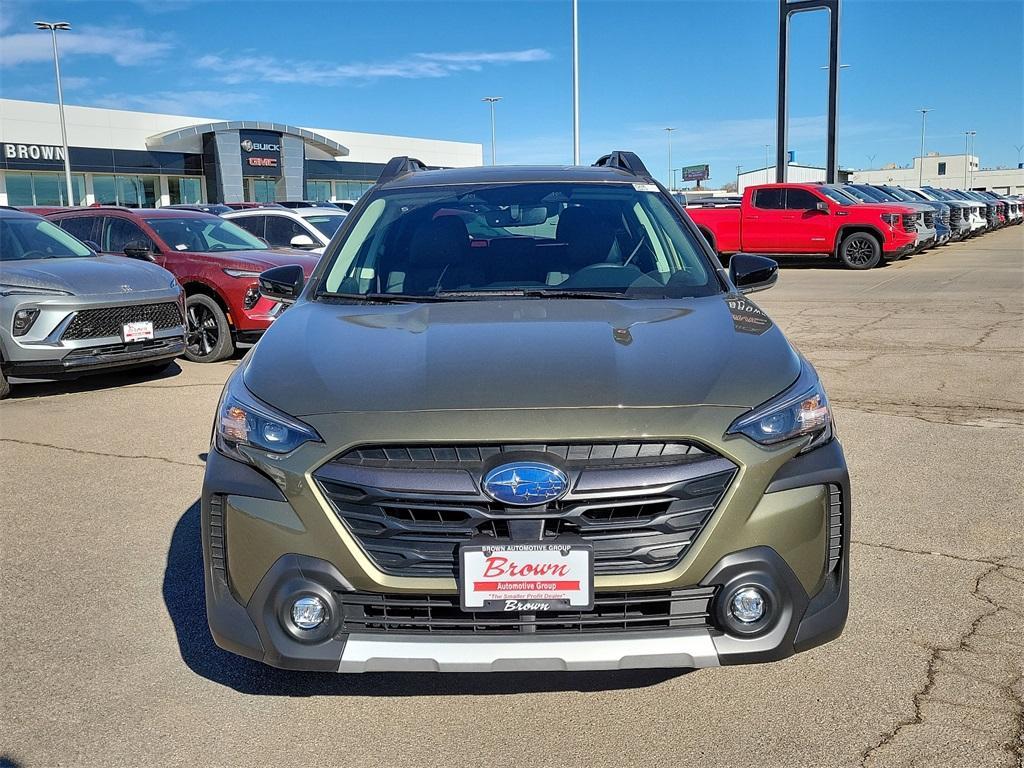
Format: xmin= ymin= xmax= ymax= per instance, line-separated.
xmin=0 ymin=25 xmax=173 ymax=68
xmin=196 ymin=48 xmax=552 ymax=86
xmin=92 ymin=89 xmax=262 ymax=117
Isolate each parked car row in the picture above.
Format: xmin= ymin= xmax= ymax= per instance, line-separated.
xmin=686 ymin=182 xmax=1021 ymax=270
xmin=0 ymin=204 xmax=330 ymax=398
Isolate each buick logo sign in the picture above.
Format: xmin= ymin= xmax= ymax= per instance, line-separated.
xmin=240 ymin=139 xmax=280 ymax=153
xmin=483 ymin=462 xmax=568 ymax=506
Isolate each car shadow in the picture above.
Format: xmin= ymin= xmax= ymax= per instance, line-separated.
xmin=6 ymin=361 xmax=182 ymax=399
xmin=163 ymin=501 xmax=693 ymax=696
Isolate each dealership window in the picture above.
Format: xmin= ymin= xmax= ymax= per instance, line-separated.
xmin=92 ymin=174 xmax=157 ymax=207
xmin=249 ymin=178 xmax=278 ymax=203
xmin=168 ymin=176 xmax=204 ymax=205
xmin=4 ymin=171 xmax=86 ymax=206
xmin=306 ymin=180 xmax=332 ymax=201
xmin=937 ymin=162 xmax=946 ymax=176
xmin=334 ymin=180 xmax=374 ymax=200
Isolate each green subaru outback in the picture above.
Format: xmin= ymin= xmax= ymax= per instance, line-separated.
xmin=202 ymin=152 xmax=850 ymax=672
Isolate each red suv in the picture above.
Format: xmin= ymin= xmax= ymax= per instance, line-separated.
xmin=46 ymin=207 xmax=320 ymax=362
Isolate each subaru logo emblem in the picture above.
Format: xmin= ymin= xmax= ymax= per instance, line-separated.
xmin=482 ymin=462 xmax=569 ymax=506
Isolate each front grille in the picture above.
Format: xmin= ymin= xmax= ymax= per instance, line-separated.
xmin=61 ymin=302 xmax=183 ymax=341
xmin=335 ymin=587 xmax=717 ymax=635
xmin=923 ymin=211 xmax=934 ymax=228
xmin=315 ymin=441 xmax=737 ymax=577
xmin=948 ymin=207 xmax=962 ymax=223
xmin=827 ymin=484 xmax=843 ymax=572
xmin=901 ymin=213 xmax=917 ymax=231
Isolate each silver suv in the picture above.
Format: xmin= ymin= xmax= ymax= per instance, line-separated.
xmin=0 ymin=208 xmax=186 ymax=398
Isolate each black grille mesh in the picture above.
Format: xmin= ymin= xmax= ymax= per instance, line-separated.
xmin=61 ymin=302 xmax=183 ymax=341
xmin=208 ymin=495 xmax=227 ymax=583
xmin=335 ymin=587 xmax=717 ymax=635
xmin=827 ymin=484 xmax=842 ymax=572
xmin=338 ymin=441 xmax=710 ymax=467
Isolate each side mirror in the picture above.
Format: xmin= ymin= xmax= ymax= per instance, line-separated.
xmin=290 ymin=234 xmax=317 ymax=249
xmin=815 ymin=201 xmax=830 ymax=213
xmin=259 ymin=264 xmax=305 ymax=303
xmin=729 ymin=253 xmax=778 ymax=294
xmin=123 ymin=240 xmax=155 ymax=261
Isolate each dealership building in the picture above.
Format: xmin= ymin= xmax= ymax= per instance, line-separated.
xmin=848 ymin=153 xmax=1024 ymax=195
xmin=0 ymin=98 xmax=483 ymax=208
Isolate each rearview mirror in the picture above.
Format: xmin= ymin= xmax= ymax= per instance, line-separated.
xmin=290 ymin=233 xmax=317 ymax=248
xmin=729 ymin=253 xmax=778 ymax=294
xmin=259 ymin=264 xmax=305 ymax=303
xmin=484 ymin=205 xmax=548 ymax=228
xmin=123 ymin=240 xmax=155 ymax=261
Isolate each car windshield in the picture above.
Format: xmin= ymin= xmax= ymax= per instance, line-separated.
xmin=924 ymin=188 xmax=954 ymax=201
xmin=0 ymin=217 xmax=95 ymax=261
xmin=882 ymin=187 xmax=917 ymax=202
xmin=862 ymin=186 xmax=898 ymax=202
xmin=302 ymin=214 xmax=346 ymax=238
xmin=840 ymin=185 xmax=877 ymax=203
xmin=903 ymin=189 xmax=930 ymax=201
xmin=820 ymin=186 xmax=860 ymax=205
xmin=143 ymin=217 xmax=268 ymax=252
xmin=318 ymin=182 xmax=721 ymax=300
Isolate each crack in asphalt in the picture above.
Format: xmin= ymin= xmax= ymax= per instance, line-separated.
xmin=0 ymin=438 xmax=203 ymax=468
xmin=854 ymin=541 xmax=1024 ymax=767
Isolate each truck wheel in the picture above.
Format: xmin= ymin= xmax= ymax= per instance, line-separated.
xmin=838 ymin=233 xmax=881 ymax=270
xmin=0 ymin=367 xmax=9 ymax=399
xmin=184 ymin=294 xmax=234 ymax=363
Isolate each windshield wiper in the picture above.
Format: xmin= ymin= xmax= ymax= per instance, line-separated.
xmin=323 ymin=291 xmax=454 ymax=303
xmin=435 ymin=288 xmax=630 ymax=300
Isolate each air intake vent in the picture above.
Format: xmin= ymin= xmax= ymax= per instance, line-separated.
xmin=827 ymin=484 xmax=843 ymax=572
xmin=208 ymin=494 xmax=228 ymax=585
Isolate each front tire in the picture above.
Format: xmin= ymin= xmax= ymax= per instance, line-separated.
xmin=184 ymin=294 xmax=234 ymax=363
xmin=838 ymin=232 xmax=881 ymax=270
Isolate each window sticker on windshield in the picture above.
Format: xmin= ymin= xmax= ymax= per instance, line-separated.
xmin=633 ymin=183 xmax=659 ymax=192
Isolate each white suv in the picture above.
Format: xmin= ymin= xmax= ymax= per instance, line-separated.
xmin=223 ymin=207 xmax=346 ymax=255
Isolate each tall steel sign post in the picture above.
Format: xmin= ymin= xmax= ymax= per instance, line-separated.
xmin=776 ymin=0 xmax=841 ymax=183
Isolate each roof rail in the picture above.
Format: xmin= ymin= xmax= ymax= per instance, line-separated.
xmin=592 ymin=151 xmax=652 ymax=179
xmin=377 ymin=156 xmax=430 ymax=185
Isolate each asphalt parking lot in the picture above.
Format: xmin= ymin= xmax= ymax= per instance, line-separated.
xmin=2 ymin=226 xmax=1021 ymax=768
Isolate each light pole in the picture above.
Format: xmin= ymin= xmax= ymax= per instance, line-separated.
xmin=481 ymin=97 xmax=502 ymax=166
xmin=917 ymin=107 xmax=932 ymax=187
xmin=571 ymin=0 xmax=580 ymax=164
xmin=1014 ymin=144 xmax=1023 ymax=168
xmin=964 ymin=131 xmax=975 ymax=188
xmin=764 ymin=144 xmax=771 ymax=183
xmin=35 ymin=21 xmax=75 ymax=205
xmin=664 ymin=127 xmax=675 ymax=189
xmin=735 ymin=165 xmax=742 ymax=191
xmin=867 ymin=153 xmax=876 ymax=168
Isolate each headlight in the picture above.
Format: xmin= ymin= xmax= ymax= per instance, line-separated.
xmin=880 ymin=213 xmax=899 ymax=226
xmin=223 ymin=269 xmax=263 ymax=278
xmin=0 ymin=284 xmax=73 ymax=297
xmin=214 ymin=370 xmax=321 ymax=462
xmin=727 ymin=360 xmax=833 ymax=452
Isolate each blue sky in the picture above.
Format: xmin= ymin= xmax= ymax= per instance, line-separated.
xmin=1 ymin=0 xmax=1021 ymax=187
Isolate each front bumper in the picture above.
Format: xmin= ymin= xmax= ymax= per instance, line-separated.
xmin=202 ymin=433 xmax=851 ymax=673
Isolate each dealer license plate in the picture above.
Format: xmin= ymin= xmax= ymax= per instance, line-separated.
xmin=122 ymin=321 xmax=154 ymax=343
xmin=459 ymin=541 xmax=594 ymax=612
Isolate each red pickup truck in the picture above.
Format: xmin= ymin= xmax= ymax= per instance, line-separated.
xmin=686 ymin=183 xmax=919 ymax=269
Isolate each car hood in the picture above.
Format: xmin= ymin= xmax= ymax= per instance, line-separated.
xmin=244 ymin=295 xmax=801 ymax=417
xmin=0 ymin=254 xmax=175 ymax=296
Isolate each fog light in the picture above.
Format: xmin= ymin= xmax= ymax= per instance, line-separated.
xmin=729 ymin=587 xmax=766 ymax=624
xmin=13 ymin=308 xmax=40 ymax=337
xmin=291 ymin=596 xmax=327 ymax=630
